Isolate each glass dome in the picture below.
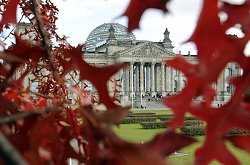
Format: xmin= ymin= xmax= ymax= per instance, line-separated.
xmin=85 ymin=23 xmax=136 ymax=51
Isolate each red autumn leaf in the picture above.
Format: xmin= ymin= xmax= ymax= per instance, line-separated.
xmin=7 ymin=115 xmax=39 ymax=153
xmin=36 ymin=96 xmax=48 ymax=108
xmin=187 ymin=0 xmax=242 ymax=64
xmin=122 ymin=0 xmax=169 ymax=31
xmin=27 ymin=111 xmax=66 ymax=164
xmin=221 ymin=2 xmax=250 ymax=33
xmin=228 ymin=135 xmax=250 ymax=153
xmin=69 ymin=85 xmax=92 ymax=106
xmin=4 ymin=35 xmax=46 ymax=77
xmin=97 ymin=106 xmax=129 ymax=125
xmin=102 ymin=131 xmax=194 ymax=165
xmin=110 ymin=78 xmax=121 ymax=103
xmin=161 ymin=56 xmax=216 ymax=128
xmin=0 ymin=95 xmax=19 ymax=116
xmin=161 ymin=0 xmax=250 ymax=164
xmin=58 ymin=45 xmax=128 ymax=110
xmin=185 ymin=89 xmax=250 ymax=165
xmin=59 ymin=109 xmax=81 ymax=136
xmin=195 ymin=137 xmax=239 ymax=165
xmin=0 ymin=0 xmax=20 ymax=29
xmin=144 ymin=130 xmax=196 ymax=157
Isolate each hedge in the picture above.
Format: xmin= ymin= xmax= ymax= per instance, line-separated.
xmin=127 ymin=114 xmax=158 ymax=118
xmin=140 ymin=122 xmax=167 ymax=129
xmin=158 ymin=115 xmax=198 ymax=122
xmin=158 ymin=116 xmax=173 ymax=122
xmin=180 ymin=126 xmax=206 ymax=136
xmin=121 ymin=117 xmax=157 ymax=124
xmin=139 ymin=120 xmax=204 ymax=130
xmin=180 ymin=126 xmax=249 ymax=136
xmin=185 ymin=116 xmax=198 ymax=120
xmin=184 ymin=120 xmax=204 ymax=126
xmin=227 ymin=128 xmax=250 ymax=135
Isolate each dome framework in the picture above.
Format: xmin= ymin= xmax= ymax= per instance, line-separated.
xmin=85 ymin=23 xmax=136 ymax=51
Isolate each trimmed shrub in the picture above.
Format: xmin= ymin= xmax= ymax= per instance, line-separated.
xmin=184 ymin=120 xmax=204 ymax=126
xmin=180 ymin=126 xmax=249 ymax=136
xmin=156 ymin=114 xmax=174 ymax=118
xmin=158 ymin=116 xmax=173 ymax=122
xmin=121 ymin=117 xmax=157 ymax=124
xmin=227 ymin=128 xmax=250 ymax=135
xmin=140 ymin=122 xmax=167 ymax=129
xmin=180 ymin=126 xmax=206 ymax=136
xmin=184 ymin=116 xmax=198 ymax=120
xmin=158 ymin=115 xmax=198 ymax=122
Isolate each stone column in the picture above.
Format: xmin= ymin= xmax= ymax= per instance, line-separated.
xmin=151 ymin=62 xmax=156 ymax=96
xmin=161 ymin=62 xmax=166 ymax=96
xmin=171 ymin=68 xmax=174 ymax=93
xmin=140 ymin=62 xmax=144 ymax=93
xmin=135 ymin=64 xmax=140 ymax=93
xmin=130 ymin=62 xmax=134 ymax=97
xmin=178 ymin=72 xmax=182 ymax=92
xmin=146 ymin=64 xmax=151 ymax=92
xmin=165 ymin=66 xmax=170 ymax=94
xmin=156 ymin=64 xmax=161 ymax=92
xmin=218 ymin=71 xmax=225 ymax=102
xmin=125 ymin=67 xmax=130 ymax=93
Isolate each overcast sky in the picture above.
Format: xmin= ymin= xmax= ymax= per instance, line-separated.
xmin=52 ymin=0 xmax=204 ymax=55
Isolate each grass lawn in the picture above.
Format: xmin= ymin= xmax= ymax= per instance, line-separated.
xmin=113 ymin=110 xmax=250 ymax=165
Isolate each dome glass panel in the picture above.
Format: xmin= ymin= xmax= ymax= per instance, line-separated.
xmin=85 ymin=23 xmax=136 ymax=51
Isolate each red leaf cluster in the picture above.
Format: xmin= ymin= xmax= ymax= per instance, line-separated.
xmin=0 ymin=0 xmax=20 ymax=30
xmin=159 ymin=1 xmax=250 ymax=164
xmin=122 ymin=0 xmax=170 ymax=31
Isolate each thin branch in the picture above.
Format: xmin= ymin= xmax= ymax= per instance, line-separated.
xmin=0 ymin=108 xmax=53 ymax=126
xmin=0 ymin=52 xmax=24 ymax=63
xmin=29 ymin=0 xmax=57 ymax=76
xmin=3 ymin=14 xmax=25 ymax=42
xmin=69 ymin=72 xmax=80 ymax=86
xmin=0 ymin=131 xmax=28 ymax=165
xmin=28 ymin=89 xmax=60 ymax=99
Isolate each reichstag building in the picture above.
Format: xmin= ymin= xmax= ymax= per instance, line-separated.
xmin=83 ymin=23 xmax=239 ymax=108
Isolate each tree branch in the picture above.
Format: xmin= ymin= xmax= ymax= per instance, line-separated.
xmin=29 ymin=0 xmax=58 ymax=78
xmin=0 ymin=108 xmax=53 ymax=126
xmin=3 ymin=14 xmax=25 ymax=42
xmin=0 ymin=131 xmax=28 ymax=165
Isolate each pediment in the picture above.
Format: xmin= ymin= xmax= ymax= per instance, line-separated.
xmin=118 ymin=42 xmax=175 ymax=58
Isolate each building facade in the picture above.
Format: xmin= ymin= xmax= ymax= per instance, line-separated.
xmin=83 ymin=23 xmax=240 ymax=108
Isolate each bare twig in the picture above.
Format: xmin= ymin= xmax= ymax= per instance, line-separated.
xmin=3 ymin=14 xmax=25 ymax=42
xmin=0 ymin=108 xmax=53 ymax=126
xmin=28 ymin=89 xmax=60 ymax=99
xmin=69 ymin=72 xmax=80 ymax=86
xmin=0 ymin=52 xmax=24 ymax=63
xmin=0 ymin=131 xmax=28 ymax=165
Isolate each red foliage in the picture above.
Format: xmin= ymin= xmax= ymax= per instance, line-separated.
xmin=0 ymin=0 xmax=20 ymax=30
xmin=122 ymin=0 xmax=170 ymax=31
xmin=0 ymin=0 xmax=250 ymax=165
xmin=57 ymin=45 xmax=128 ymax=110
xmin=161 ymin=1 xmax=250 ymax=164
